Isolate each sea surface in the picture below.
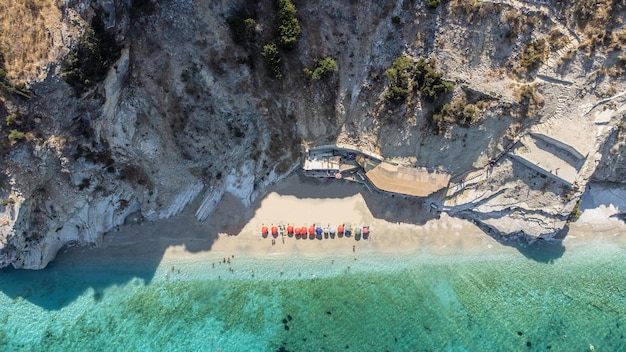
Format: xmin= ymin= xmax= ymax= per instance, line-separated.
xmin=0 ymin=237 xmax=624 ymax=351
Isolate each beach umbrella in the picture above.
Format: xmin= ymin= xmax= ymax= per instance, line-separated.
xmin=287 ymin=225 xmax=294 ymax=234
xmin=261 ymin=226 xmax=268 ymax=235
xmin=329 ymin=227 xmax=336 ymax=234
xmin=355 ymin=227 xmax=361 ymax=235
xmin=337 ymin=224 xmax=344 ymax=234
xmin=363 ymin=226 xmax=369 ymax=234
xmin=316 ymin=227 xmax=323 ymax=235
xmin=308 ymin=226 xmax=316 ymax=235
xmin=271 ymin=226 xmax=278 ymax=235
xmin=295 ymin=227 xmax=301 ymax=235
xmin=301 ymin=227 xmax=308 ymax=235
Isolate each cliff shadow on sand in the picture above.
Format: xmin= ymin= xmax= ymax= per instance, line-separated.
xmin=0 ymin=198 xmax=224 ymax=310
xmin=273 ymin=172 xmax=438 ymax=226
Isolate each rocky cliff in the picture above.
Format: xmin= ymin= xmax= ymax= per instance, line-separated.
xmin=0 ymin=0 xmax=625 ymax=268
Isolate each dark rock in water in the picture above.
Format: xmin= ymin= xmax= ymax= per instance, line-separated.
xmin=284 ymin=325 xmax=290 ymax=330
xmin=526 ymin=341 xmax=531 ymax=347
xmin=303 ymin=338 xmax=307 ymax=342
xmin=277 ymin=347 xmax=290 ymax=352
xmin=326 ymin=311 xmax=332 ymax=315
xmin=287 ymin=314 xmax=292 ymax=321
xmin=547 ymin=346 xmax=551 ymax=349
xmin=394 ymin=337 xmax=397 ymax=342
xmin=345 ymin=345 xmax=349 ymax=349
xmin=323 ymin=334 xmax=327 ymax=337
xmin=517 ymin=331 xmax=523 ymax=336
xmin=282 ymin=318 xmax=288 ymax=324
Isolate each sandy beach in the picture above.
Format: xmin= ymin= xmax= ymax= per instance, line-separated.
xmin=57 ymin=172 xmax=625 ymax=274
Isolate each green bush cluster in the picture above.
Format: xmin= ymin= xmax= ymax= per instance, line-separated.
xmin=262 ymin=42 xmax=282 ymax=79
xmin=303 ymin=57 xmax=337 ymax=80
xmin=384 ymin=56 xmax=413 ymax=102
xmin=413 ymin=58 xmax=454 ymax=100
xmin=60 ymin=16 xmax=120 ymax=94
xmin=277 ymin=0 xmax=301 ymax=48
xmin=384 ymin=56 xmax=454 ymax=103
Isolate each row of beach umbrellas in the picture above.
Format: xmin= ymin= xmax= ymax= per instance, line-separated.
xmin=261 ymin=224 xmax=369 ymax=239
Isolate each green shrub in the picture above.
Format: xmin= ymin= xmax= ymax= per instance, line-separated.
xmin=262 ymin=41 xmax=282 ymax=79
xmin=428 ymin=0 xmax=442 ymax=8
xmin=277 ymin=0 xmax=300 ymax=48
xmin=60 ymin=15 xmax=121 ymax=94
xmin=8 ymin=129 xmax=25 ymax=142
xmin=5 ymin=114 xmax=16 ymax=126
xmin=412 ymin=58 xmax=454 ymax=101
xmin=305 ymin=57 xmax=338 ymax=80
xmin=384 ymin=56 xmax=453 ymax=103
xmin=384 ymin=56 xmax=413 ymax=102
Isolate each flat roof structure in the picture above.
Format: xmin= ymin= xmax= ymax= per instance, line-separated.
xmin=303 ymin=155 xmax=341 ymax=171
xmin=365 ymin=162 xmax=451 ymax=197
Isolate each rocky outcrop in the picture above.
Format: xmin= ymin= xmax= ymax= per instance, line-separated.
xmin=1 ymin=0 xmax=625 ymax=268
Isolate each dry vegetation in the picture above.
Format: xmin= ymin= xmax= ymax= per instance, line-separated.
xmin=0 ymin=0 xmax=75 ymax=85
xmin=564 ymin=0 xmax=626 ymax=55
xmin=513 ymin=84 xmax=545 ymax=118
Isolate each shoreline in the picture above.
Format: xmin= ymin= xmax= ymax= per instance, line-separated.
xmin=56 ymin=173 xmax=626 ymax=278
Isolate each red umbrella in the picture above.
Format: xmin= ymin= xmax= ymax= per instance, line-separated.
xmin=271 ymin=226 xmax=278 ymax=235
xmin=301 ymin=227 xmax=308 ymax=235
xmin=261 ymin=226 xmax=268 ymax=235
xmin=287 ymin=225 xmax=294 ymax=234
xmin=308 ymin=226 xmax=316 ymax=235
xmin=295 ymin=227 xmax=301 ymax=235
xmin=337 ymin=224 xmax=344 ymax=233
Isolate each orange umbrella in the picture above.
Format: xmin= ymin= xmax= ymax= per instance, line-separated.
xmin=308 ymin=226 xmax=316 ymax=235
xmin=337 ymin=224 xmax=344 ymax=233
xmin=301 ymin=227 xmax=308 ymax=235
xmin=271 ymin=226 xmax=278 ymax=235
xmin=261 ymin=226 xmax=268 ymax=235
xmin=287 ymin=225 xmax=294 ymax=234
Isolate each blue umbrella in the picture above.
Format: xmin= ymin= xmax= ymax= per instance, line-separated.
xmin=316 ymin=227 xmax=323 ymax=235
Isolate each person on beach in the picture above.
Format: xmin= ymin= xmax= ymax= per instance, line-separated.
xmin=353 ymin=245 xmax=355 ymax=252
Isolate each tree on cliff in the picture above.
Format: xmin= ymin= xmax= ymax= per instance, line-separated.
xmin=277 ymin=0 xmax=300 ymax=48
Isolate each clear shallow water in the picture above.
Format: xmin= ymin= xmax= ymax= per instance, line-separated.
xmin=0 ymin=240 xmax=625 ymax=351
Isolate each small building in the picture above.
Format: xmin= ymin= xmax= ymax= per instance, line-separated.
xmin=303 ymin=152 xmax=342 ymax=178
xmin=365 ymin=162 xmax=451 ymax=197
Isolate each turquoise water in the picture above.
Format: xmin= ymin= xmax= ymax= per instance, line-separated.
xmin=1 ymin=240 xmax=625 ymax=351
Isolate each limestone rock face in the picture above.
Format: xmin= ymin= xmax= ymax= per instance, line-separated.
xmin=1 ymin=0 xmax=625 ymax=268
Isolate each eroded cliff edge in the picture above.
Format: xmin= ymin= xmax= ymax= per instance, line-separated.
xmin=0 ymin=0 xmax=625 ymax=268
